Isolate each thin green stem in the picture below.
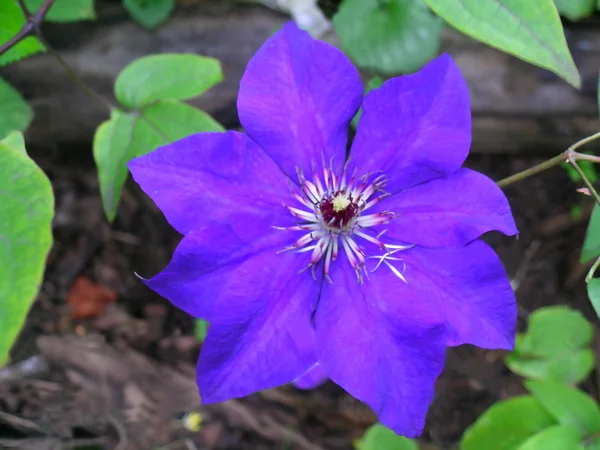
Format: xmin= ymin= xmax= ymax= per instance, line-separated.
xmin=497 ymin=131 xmax=600 ymax=188
xmin=567 ymin=151 xmax=600 ymax=206
xmin=586 ymin=256 xmax=600 ymax=284
xmin=36 ymin=34 xmax=114 ymax=111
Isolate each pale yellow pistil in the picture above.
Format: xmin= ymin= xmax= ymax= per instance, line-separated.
xmin=332 ymin=194 xmax=351 ymax=212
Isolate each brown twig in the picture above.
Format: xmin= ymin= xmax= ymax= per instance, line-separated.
xmin=0 ymin=0 xmax=55 ymax=56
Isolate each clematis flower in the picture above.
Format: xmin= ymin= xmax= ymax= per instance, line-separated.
xmin=128 ymin=22 xmax=517 ymax=437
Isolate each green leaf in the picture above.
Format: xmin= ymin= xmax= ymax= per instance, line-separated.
xmin=582 ymin=204 xmax=600 ymax=262
xmin=0 ymin=77 xmax=33 ymax=140
xmin=24 ymin=0 xmax=95 ymax=22
xmin=123 ymin=0 xmax=174 ymax=29
xmin=94 ymin=101 xmax=223 ymax=221
xmin=354 ymin=423 xmax=418 ymax=450
xmin=423 ymin=0 xmax=581 ymax=88
xmin=93 ymin=109 xmax=136 ymax=222
xmin=587 ymin=278 xmax=600 ymax=318
xmin=194 ymin=319 xmax=209 ymax=342
xmin=505 ymin=306 xmax=594 ymax=384
xmin=516 ymin=424 xmax=583 ymax=450
xmin=589 ymin=437 xmax=600 ymax=450
xmin=1 ymin=131 xmax=27 ymax=155
xmin=0 ymin=142 xmax=54 ymax=366
xmin=553 ymin=0 xmax=595 ymax=21
xmin=460 ymin=396 xmax=557 ymax=450
xmin=0 ymin=0 xmax=45 ymax=67
xmin=525 ymin=379 xmax=600 ymax=436
xmin=334 ymin=0 xmax=442 ymax=75
xmin=115 ymin=53 xmax=223 ymax=109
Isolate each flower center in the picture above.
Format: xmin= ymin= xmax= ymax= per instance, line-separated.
xmin=320 ymin=194 xmax=358 ymax=229
xmin=274 ymin=158 xmax=412 ymax=284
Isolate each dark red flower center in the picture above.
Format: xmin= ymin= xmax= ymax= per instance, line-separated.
xmin=320 ymin=193 xmax=359 ymax=229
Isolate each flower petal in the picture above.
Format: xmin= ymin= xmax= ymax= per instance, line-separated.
xmin=144 ymin=222 xmax=292 ymax=321
xmin=350 ymin=54 xmax=471 ymax=193
xmin=128 ymin=130 xmax=290 ymax=236
xmin=396 ymin=241 xmax=517 ymax=349
xmin=197 ymin=252 xmax=321 ymax=403
xmin=293 ymin=363 xmax=328 ymax=390
xmin=383 ymin=168 xmax=517 ymax=247
xmin=237 ymin=22 xmax=363 ymax=180
xmin=316 ymin=259 xmax=446 ymax=437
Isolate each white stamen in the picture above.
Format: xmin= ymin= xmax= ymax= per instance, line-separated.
xmin=275 ymin=158 xmax=408 ymax=285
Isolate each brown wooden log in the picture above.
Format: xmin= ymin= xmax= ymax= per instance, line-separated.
xmin=1 ymin=0 xmax=599 ymax=155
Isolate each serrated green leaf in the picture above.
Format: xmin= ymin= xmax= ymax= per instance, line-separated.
xmin=0 ymin=0 xmax=45 ymax=67
xmin=0 ymin=142 xmax=54 ymax=366
xmin=0 ymin=77 xmax=33 ymax=140
xmin=554 ymin=0 xmax=595 ymax=21
xmin=334 ymin=0 xmax=442 ymax=75
xmin=525 ymin=379 xmax=600 ymax=436
xmin=587 ymin=278 xmax=600 ymax=319
xmin=516 ymin=424 xmax=583 ymax=450
xmin=123 ymin=0 xmax=174 ymax=29
xmin=505 ymin=306 xmax=594 ymax=383
xmin=582 ymin=205 xmax=600 ymax=262
xmin=94 ymin=101 xmax=223 ymax=221
xmin=195 ymin=319 xmax=209 ymax=342
xmin=460 ymin=396 xmax=557 ymax=450
xmin=24 ymin=0 xmax=95 ymax=22
xmin=115 ymin=54 xmax=223 ymax=109
xmin=1 ymin=131 xmax=26 ymax=155
xmin=424 ymin=0 xmax=581 ymax=88
xmin=354 ymin=424 xmax=417 ymax=450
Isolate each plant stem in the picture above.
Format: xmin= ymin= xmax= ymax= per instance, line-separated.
xmin=497 ymin=131 xmax=600 ymax=188
xmin=36 ymin=34 xmax=114 ymax=111
xmin=0 ymin=0 xmax=54 ymax=55
xmin=567 ymin=150 xmax=600 ymax=207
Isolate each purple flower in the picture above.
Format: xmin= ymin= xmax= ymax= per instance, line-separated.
xmin=128 ymin=22 xmax=517 ymax=437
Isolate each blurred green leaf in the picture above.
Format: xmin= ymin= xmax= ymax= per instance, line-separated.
xmin=424 ymin=0 xmax=580 ymax=88
xmin=195 ymin=319 xmax=209 ymax=342
xmin=460 ymin=396 xmax=556 ymax=450
xmin=0 ymin=77 xmax=33 ymax=140
xmin=0 ymin=141 xmax=54 ymax=366
xmin=93 ymin=109 xmax=136 ymax=222
xmin=124 ymin=0 xmax=174 ymax=29
xmin=115 ymin=53 xmax=223 ymax=109
xmin=351 ymin=75 xmax=385 ymax=129
xmin=505 ymin=306 xmax=594 ymax=384
xmin=587 ymin=278 xmax=600 ymax=319
xmin=582 ymin=205 xmax=600 ymax=262
xmin=516 ymin=424 xmax=583 ymax=450
xmin=24 ymin=0 xmax=95 ymax=22
xmin=525 ymin=379 xmax=600 ymax=436
xmin=553 ymin=0 xmax=595 ymax=21
xmin=334 ymin=0 xmax=442 ymax=75
xmin=94 ymin=101 xmax=223 ymax=221
xmin=589 ymin=437 xmax=600 ymax=450
xmin=354 ymin=423 xmax=418 ymax=450
xmin=0 ymin=0 xmax=45 ymax=67
xmin=1 ymin=131 xmax=27 ymax=155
